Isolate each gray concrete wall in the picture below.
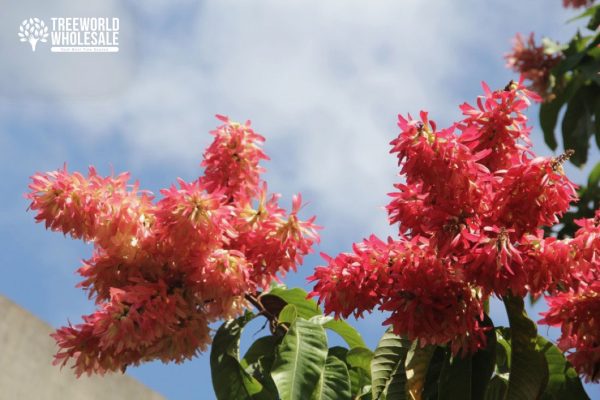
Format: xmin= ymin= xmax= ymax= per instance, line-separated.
xmin=0 ymin=295 xmax=164 ymax=400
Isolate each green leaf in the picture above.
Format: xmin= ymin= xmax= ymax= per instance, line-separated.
xmin=323 ymin=319 xmax=367 ymax=349
xmin=471 ymin=315 xmax=497 ymax=399
xmin=263 ymin=288 xmax=321 ymax=319
xmin=271 ymin=318 xmax=329 ymax=400
xmin=241 ymin=335 xmax=278 ymax=369
xmin=495 ymin=329 xmax=512 ymax=375
xmin=279 ymin=304 xmax=298 ymax=325
xmin=587 ymin=5 xmax=600 ymax=30
xmin=434 ymin=316 xmax=495 ymax=400
xmin=350 ymin=367 xmax=372 ymax=399
xmin=328 ymin=346 xmax=349 ymax=362
xmin=264 ymin=287 xmax=366 ymax=349
xmin=405 ymin=342 xmax=435 ymax=400
xmin=588 ymin=162 xmax=600 ymax=189
xmin=540 ymin=99 xmax=561 ymax=151
xmin=211 ymin=312 xmax=271 ymax=400
xmin=484 ymin=375 xmax=509 ymax=400
xmin=540 ymin=76 xmax=582 ymax=151
xmin=240 ymin=335 xmax=279 ymax=398
xmin=422 ymin=347 xmax=446 ymax=400
xmin=310 ymin=315 xmax=335 ymax=325
xmin=503 ymin=295 xmax=549 ymax=400
xmin=435 ymin=318 xmax=497 ymax=400
xmin=370 ymin=328 xmax=412 ymax=400
xmin=567 ymin=4 xmax=600 ymax=30
xmin=556 ymin=33 xmax=591 ymax=74
xmin=347 ymin=347 xmax=374 ymax=378
xmin=537 ymin=336 xmax=590 ymax=400
xmin=437 ymin=350 xmax=472 ymax=400
xmin=311 ymin=355 xmax=352 ymax=400
xmin=561 ymin=85 xmax=596 ymax=166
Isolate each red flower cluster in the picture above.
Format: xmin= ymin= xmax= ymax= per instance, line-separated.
xmin=310 ymin=79 xmax=583 ymax=356
xmin=28 ymin=116 xmax=319 ymax=376
xmin=505 ymin=33 xmax=562 ymax=99
xmin=562 ymin=0 xmax=594 ymax=8
xmin=540 ymin=212 xmax=600 ymax=381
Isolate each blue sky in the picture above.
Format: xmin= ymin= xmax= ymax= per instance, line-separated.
xmin=1 ymin=0 xmax=599 ymax=398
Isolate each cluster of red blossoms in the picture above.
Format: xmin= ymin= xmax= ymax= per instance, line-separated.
xmin=540 ymin=213 xmax=600 ymax=381
xmin=27 ymin=116 xmax=319 ymax=376
xmin=563 ymin=0 xmax=594 ymax=9
xmin=505 ymin=33 xmax=562 ymax=99
xmin=309 ymin=79 xmax=599 ymax=380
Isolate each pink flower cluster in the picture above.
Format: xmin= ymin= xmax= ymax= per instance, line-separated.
xmin=540 ymin=212 xmax=600 ymax=381
xmin=28 ymin=116 xmax=319 ymax=376
xmin=310 ymin=80 xmax=589 ymax=359
xmin=505 ymin=33 xmax=562 ymax=99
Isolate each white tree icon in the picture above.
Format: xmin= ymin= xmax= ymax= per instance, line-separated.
xmin=18 ymin=18 xmax=49 ymax=52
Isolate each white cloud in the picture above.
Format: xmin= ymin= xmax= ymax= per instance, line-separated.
xmin=1 ymin=0 xmax=579 ymax=239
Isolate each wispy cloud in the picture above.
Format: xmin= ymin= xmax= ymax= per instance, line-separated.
xmin=1 ymin=0 xmax=575 ymax=239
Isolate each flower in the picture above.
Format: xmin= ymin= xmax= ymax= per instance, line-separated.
xmin=27 ymin=166 xmax=154 ymax=260
xmin=28 ymin=115 xmax=319 ymax=376
xmin=540 ymin=211 xmax=600 ymax=381
xmin=562 ymin=0 xmax=594 ymax=9
xmin=310 ymin=81 xmax=587 ymax=358
xmin=308 ymin=235 xmax=394 ymax=319
xmin=380 ymin=238 xmax=487 ymax=355
xmin=505 ymin=33 xmax=562 ymax=98
xmin=457 ymin=80 xmax=538 ymax=172
xmin=52 ymin=282 xmax=212 ymax=377
xmin=540 ymin=282 xmax=600 ymax=382
xmin=200 ymin=115 xmax=269 ymax=202
xmin=490 ymin=154 xmax=577 ymax=237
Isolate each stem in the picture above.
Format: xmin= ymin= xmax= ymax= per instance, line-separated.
xmin=245 ymin=292 xmax=288 ymax=333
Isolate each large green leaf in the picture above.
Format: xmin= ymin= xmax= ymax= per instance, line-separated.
xmin=471 ymin=315 xmax=497 ymax=399
xmin=435 ymin=316 xmax=496 ymax=400
xmin=536 ymin=336 xmax=590 ymax=400
xmin=503 ymin=295 xmax=549 ymax=400
xmin=484 ymin=376 xmax=509 ymax=400
xmin=561 ymin=85 xmax=595 ymax=166
xmin=540 ymin=99 xmax=562 ymax=151
xmin=211 ymin=312 xmax=271 ymax=400
xmin=437 ymin=350 xmax=472 ymax=400
xmin=311 ymin=355 xmax=352 ymax=400
xmin=370 ymin=328 xmax=412 ymax=400
xmin=347 ymin=347 xmax=374 ymax=378
xmin=567 ymin=3 xmax=600 ymax=29
xmin=540 ymin=75 xmax=582 ymax=151
xmin=422 ymin=347 xmax=446 ymax=400
xmin=556 ymin=33 xmax=591 ymax=74
xmin=323 ymin=319 xmax=366 ymax=349
xmin=405 ymin=342 xmax=435 ymax=400
xmin=271 ymin=318 xmax=329 ymax=400
xmin=328 ymin=346 xmax=371 ymax=399
xmin=350 ymin=367 xmax=372 ymax=399
xmin=279 ymin=304 xmax=298 ymax=324
xmin=264 ymin=288 xmax=321 ymax=319
xmin=264 ymin=287 xmax=366 ymax=348
xmin=241 ymin=335 xmax=278 ymax=369
xmin=495 ymin=329 xmax=511 ymax=375
xmin=240 ymin=335 xmax=279 ymax=396
xmin=586 ymin=4 xmax=600 ymax=29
